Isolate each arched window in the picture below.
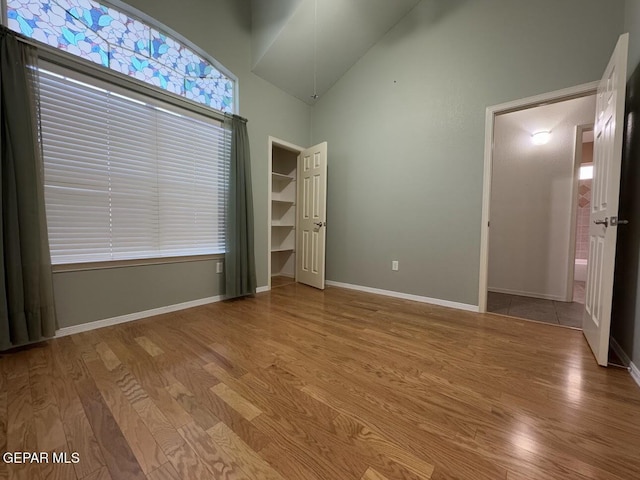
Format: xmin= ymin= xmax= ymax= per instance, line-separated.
xmin=6 ymin=0 xmax=235 ymax=112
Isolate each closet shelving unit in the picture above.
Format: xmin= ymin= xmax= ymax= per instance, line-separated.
xmin=270 ymin=147 xmax=298 ymax=281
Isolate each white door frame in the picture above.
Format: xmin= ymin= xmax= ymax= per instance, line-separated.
xmin=478 ymin=82 xmax=599 ymax=313
xmin=267 ymin=136 xmax=304 ymax=290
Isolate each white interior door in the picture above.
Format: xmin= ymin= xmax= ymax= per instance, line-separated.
xmin=583 ymin=33 xmax=628 ymax=366
xmin=296 ymin=142 xmax=328 ymax=289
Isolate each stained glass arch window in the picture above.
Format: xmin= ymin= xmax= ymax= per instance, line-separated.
xmin=6 ymin=0 xmax=236 ymax=112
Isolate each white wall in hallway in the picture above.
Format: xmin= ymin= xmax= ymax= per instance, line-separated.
xmin=488 ymin=95 xmax=596 ymax=301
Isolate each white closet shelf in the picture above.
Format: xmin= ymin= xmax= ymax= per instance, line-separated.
xmin=272 ymin=172 xmax=295 ymax=181
xmin=272 ymin=223 xmax=295 ymax=228
xmin=272 ymin=199 xmax=295 ymax=205
xmin=271 ymin=247 xmax=295 ymax=253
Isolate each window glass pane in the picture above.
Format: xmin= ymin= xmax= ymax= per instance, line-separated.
xmin=156 ymin=110 xmax=225 ymax=256
xmin=106 ymin=93 xmax=159 ymax=259
xmin=110 ymin=46 xmax=184 ymax=95
xmin=8 ymin=0 xmax=110 ymax=66
xmin=7 ymin=0 xmax=235 ymax=112
xmin=61 ymin=0 xmax=151 ymax=56
xmin=40 ymin=70 xmax=112 ymax=262
xmin=181 ymin=48 xmax=219 ymax=79
xmin=186 ymin=77 xmax=234 ymax=111
xmin=39 ymin=66 xmax=229 ymax=264
xmin=150 ymin=29 xmax=181 ymax=69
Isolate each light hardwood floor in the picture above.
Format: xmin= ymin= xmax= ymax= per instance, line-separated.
xmin=270 ymin=275 xmax=296 ymax=289
xmin=1 ymin=283 xmax=640 ymax=480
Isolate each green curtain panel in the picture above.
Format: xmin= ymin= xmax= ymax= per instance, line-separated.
xmin=0 ymin=27 xmax=57 ymax=350
xmin=224 ymin=115 xmax=257 ymax=299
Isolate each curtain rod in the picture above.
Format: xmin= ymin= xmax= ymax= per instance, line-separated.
xmin=224 ymin=113 xmax=248 ymax=123
xmin=2 ymin=25 xmax=37 ymax=47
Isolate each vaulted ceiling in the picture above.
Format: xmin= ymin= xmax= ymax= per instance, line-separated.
xmin=251 ymin=0 xmax=421 ymax=104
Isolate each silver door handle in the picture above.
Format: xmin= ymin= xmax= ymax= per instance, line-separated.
xmin=594 ymin=218 xmax=608 ymax=227
xmin=314 ymin=222 xmax=326 ymax=228
xmin=611 ymin=216 xmax=629 ymax=226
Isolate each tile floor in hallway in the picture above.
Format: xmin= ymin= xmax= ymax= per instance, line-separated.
xmin=487 ymin=282 xmax=586 ymax=328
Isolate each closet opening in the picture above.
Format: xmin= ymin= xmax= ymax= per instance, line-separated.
xmin=268 ymin=138 xmax=303 ymax=289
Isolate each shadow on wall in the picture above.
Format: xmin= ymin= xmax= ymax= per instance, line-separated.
xmin=372 ymin=0 xmax=469 ymax=46
xmin=229 ymin=0 xmax=251 ymax=32
xmin=251 ymin=0 xmax=469 ymax=47
xmin=611 ymin=61 xmax=640 ymax=362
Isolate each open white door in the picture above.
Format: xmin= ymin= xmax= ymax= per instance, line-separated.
xmin=583 ymin=34 xmax=629 ymax=366
xmin=296 ymin=142 xmax=328 ymax=289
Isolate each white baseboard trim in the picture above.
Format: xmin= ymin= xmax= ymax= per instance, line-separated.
xmin=610 ymin=337 xmax=631 ymax=366
xmin=631 ymin=362 xmax=640 ymax=390
xmin=57 ymin=283 xmax=271 ymax=337
xmin=56 ymin=295 xmax=224 ymax=337
xmin=609 ymin=338 xmax=640 ymax=390
xmin=488 ymin=287 xmax=565 ymax=302
xmin=325 ymin=280 xmax=479 ymax=313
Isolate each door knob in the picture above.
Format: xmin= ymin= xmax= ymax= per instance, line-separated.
xmin=314 ymin=221 xmax=326 ymax=228
xmin=594 ymin=218 xmax=609 ymax=228
xmin=611 ymin=216 xmax=629 ymax=226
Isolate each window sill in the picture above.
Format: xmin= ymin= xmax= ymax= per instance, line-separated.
xmin=52 ymin=254 xmax=224 ymax=273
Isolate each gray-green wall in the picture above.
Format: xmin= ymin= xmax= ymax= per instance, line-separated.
xmin=53 ymin=0 xmax=312 ymax=328
xmin=311 ymin=0 xmax=625 ymax=306
xmin=626 ymin=0 xmax=640 ymax=75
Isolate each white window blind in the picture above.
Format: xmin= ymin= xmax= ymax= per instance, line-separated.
xmin=39 ymin=66 xmax=229 ymax=265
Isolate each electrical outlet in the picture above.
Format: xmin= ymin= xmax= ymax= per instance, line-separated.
xmin=392 ymin=260 xmax=399 ymax=271
xmin=216 ymin=261 xmax=224 ymax=274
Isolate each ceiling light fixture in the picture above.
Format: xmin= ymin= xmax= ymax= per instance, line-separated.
xmin=310 ymin=0 xmax=318 ymax=100
xmin=531 ymin=131 xmax=551 ymax=145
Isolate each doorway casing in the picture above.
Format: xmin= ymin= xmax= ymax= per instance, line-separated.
xmin=478 ymin=82 xmax=599 ymax=313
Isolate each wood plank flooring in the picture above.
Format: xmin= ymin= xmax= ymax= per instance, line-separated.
xmin=271 ymin=275 xmax=296 ymax=289
xmin=1 ymin=283 xmax=640 ymax=479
